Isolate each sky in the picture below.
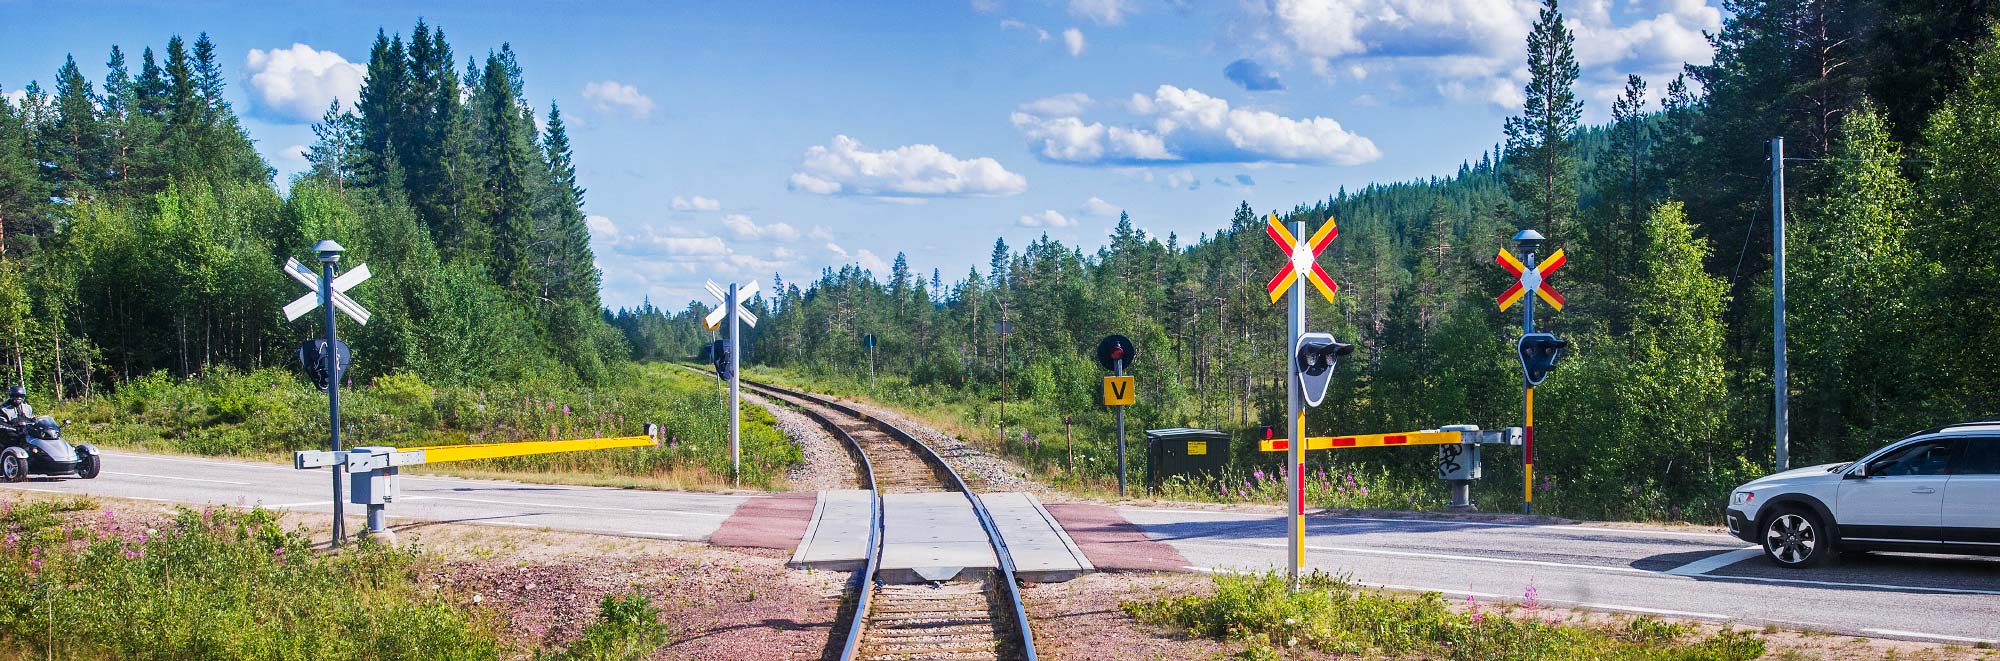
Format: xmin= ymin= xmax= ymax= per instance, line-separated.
xmin=0 ymin=0 xmax=1723 ymax=311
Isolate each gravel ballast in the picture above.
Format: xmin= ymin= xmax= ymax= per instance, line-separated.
xmin=747 ymin=390 xmax=863 ymax=491
xmin=843 ymin=399 xmax=1045 ymax=493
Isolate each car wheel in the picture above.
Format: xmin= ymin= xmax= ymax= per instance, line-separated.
xmin=75 ymin=452 xmax=99 ymax=479
xmin=0 ymin=453 xmax=25 ymax=483
xmin=1762 ymin=509 xmax=1831 ymax=568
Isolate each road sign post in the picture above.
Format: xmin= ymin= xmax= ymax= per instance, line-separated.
xmin=1496 ymin=231 xmax=1566 ymax=515
xmin=704 ymin=280 xmax=759 ymax=481
xmin=864 ymin=334 xmax=878 ymax=390
xmin=1263 ymin=213 xmax=1339 ymax=589
xmin=283 ymin=241 xmax=372 ymax=547
xmin=1096 ymin=335 xmax=1136 ymax=497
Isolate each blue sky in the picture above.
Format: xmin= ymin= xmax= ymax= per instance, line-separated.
xmin=1 ymin=0 xmax=1722 ymax=311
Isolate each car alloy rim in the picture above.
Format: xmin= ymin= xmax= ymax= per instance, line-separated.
xmin=1766 ymin=513 xmax=1816 ymax=564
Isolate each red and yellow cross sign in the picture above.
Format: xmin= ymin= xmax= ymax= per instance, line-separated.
xmin=1495 ymin=248 xmax=1566 ymax=311
xmin=1266 ymin=214 xmax=1339 ymax=303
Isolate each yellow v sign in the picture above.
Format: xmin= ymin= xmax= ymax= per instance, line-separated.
xmin=1103 ymin=376 xmax=1135 ymax=406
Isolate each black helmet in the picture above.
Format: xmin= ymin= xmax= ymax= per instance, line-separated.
xmin=5 ymin=386 xmax=22 ymax=400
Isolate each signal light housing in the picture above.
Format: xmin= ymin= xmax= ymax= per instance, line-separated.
xmin=1294 ymin=331 xmax=1354 ymax=407
xmin=1517 ymin=333 xmax=1567 ymax=386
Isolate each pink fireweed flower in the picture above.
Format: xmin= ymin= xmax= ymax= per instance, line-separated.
xmin=1523 ymin=583 xmax=1540 ymax=611
xmin=1253 ymin=469 xmax=1266 ymax=482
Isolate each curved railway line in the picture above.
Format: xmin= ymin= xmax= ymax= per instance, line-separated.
xmin=727 ymin=374 xmax=1037 ymax=661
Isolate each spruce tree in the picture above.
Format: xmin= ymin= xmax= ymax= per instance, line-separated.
xmin=1502 ymin=0 xmax=1582 ymax=241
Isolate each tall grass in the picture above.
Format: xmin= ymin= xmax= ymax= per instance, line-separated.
xmin=0 ymin=499 xmax=504 ymax=659
xmin=1124 ymin=571 xmax=1765 ymax=660
xmin=52 ymin=362 xmax=799 ymax=488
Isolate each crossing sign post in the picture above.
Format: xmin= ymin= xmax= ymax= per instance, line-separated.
xmin=1264 ymin=213 xmax=1339 ymax=590
xmin=283 ymin=240 xmax=371 ymax=547
xmin=705 ymin=279 xmax=758 ymax=480
xmin=1495 ymin=230 xmax=1567 ymax=514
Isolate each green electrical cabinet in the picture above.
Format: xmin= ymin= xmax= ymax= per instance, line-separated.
xmin=1145 ymin=428 xmax=1232 ymax=492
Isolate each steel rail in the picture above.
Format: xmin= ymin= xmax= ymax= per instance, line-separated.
xmin=734 ymin=375 xmax=1037 ymax=661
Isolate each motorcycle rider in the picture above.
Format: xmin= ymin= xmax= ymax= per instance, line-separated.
xmin=0 ymin=386 xmax=32 ymax=438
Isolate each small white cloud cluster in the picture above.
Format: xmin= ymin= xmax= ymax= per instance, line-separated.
xmin=582 ymin=80 xmax=654 ymax=119
xmin=1012 ymin=85 xmax=1379 ymax=166
xmin=1063 ymin=28 xmax=1087 ymax=56
xmin=671 ymin=195 xmax=721 ymax=212
xmin=789 ymin=135 xmax=1027 ymax=199
xmin=722 ymin=213 xmax=804 ymax=242
xmin=244 ymin=44 xmax=365 ymax=123
xmin=1018 ymin=210 xmax=1078 ymax=228
xmin=1069 ymin=0 xmax=1131 ymax=25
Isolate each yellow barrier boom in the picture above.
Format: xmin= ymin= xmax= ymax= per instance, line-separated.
xmin=1258 ymin=430 xmax=1463 ymax=452
xmin=400 ymin=435 xmax=655 ymax=464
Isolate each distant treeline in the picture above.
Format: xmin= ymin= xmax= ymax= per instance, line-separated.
xmin=0 ymin=21 xmax=621 ymax=395
xmin=617 ymin=1 xmax=2000 ymax=519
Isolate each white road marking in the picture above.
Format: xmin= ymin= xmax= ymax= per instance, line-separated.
xmin=398 ymin=494 xmax=730 ymax=517
xmin=103 ymin=471 xmax=251 ymax=485
xmin=1181 ymin=539 xmax=2000 ymax=596
xmin=1664 ymin=548 xmax=1763 ymax=576
xmin=484 ymin=521 xmax=542 ymax=528
xmin=0 ymin=485 xmax=66 ymax=493
xmin=1862 ymin=629 xmax=1998 ymax=644
xmin=1122 ymin=508 xmax=1736 ymax=540
xmin=1377 ymin=583 xmax=1733 ymax=620
xmin=621 ymin=530 xmax=688 ymax=538
xmin=101 ymin=452 xmax=294 ymax=472
xmin=267 ymin=501 xmax=334 ymax=509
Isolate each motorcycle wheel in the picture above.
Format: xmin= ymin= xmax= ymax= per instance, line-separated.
xmin=75 ymin=452 xmax=99 ymax=479
xmin=1 ymin=453 xmax=25 ymax=483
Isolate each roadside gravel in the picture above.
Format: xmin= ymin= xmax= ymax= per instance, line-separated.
xmin=842 ymin=399 xmax=1045 ymax=493
xmin=746 ymin=390 xmax=861 ymax=491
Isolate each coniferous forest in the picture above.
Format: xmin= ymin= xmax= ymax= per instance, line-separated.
xmin=615 ymin=1 xmax=2000 ymax=518
xmin=6 ymin=5 xmax=2000 ymax=518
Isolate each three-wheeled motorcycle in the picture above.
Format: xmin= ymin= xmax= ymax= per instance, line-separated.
xmin=0 ymin=416 xmax=99 ymax=482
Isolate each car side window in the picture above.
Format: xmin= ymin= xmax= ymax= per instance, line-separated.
xmin=1868 ymin=440 xmax=1954 ymax=477
xmin=1949 ymin=438 xmax=2000 ymax=475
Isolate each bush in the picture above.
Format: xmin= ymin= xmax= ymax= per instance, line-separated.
xmin=1123 ymin=571 xmax=1765 ymax=660
xmin=0 ymin=501 xmax=504 ymax=660
xmin=537 ymin=590 xmax=670 ymax=661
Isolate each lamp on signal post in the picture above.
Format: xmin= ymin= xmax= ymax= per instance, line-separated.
xmin=314 ymin=239 xmax=348 ymax=545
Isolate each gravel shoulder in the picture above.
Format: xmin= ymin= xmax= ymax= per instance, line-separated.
xmin=839 ymin=398 xmax=1045 ymax=493
xmin=745 ymin=390 xmax=862 ymax=492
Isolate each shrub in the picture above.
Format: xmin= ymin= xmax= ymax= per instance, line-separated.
xmin=538 ymin=590 xmax=670 ymax=661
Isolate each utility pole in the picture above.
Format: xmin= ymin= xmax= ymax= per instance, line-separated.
xmin=1772 ymin=137 xmax=1790 ymax=472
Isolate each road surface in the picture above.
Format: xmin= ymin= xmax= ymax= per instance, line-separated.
xmin=2 ymin=450 xmax=748 ymax=542
xmin=6 ymin=449 xmax=1997 ymax=646
xmin=1120 ymin=506 xmax=2000 ymax=646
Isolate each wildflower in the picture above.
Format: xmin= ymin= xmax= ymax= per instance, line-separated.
xmin=1 ymin=533 xmax=14 ymax=547
xmin=1523 ymin=583 xmax=1540 ymax=611
xmin=1344 ymin=473 xmax=1357 ymax=489
xmin=1358 ymin=486 xmax=1369 ymax=497
xmin=104 ymin=509 xmax=115 ymax=521
xmin=124 ymin=550 xmax=141 ymax=560
xmin=563 ymin=405 xmax=572 ymax=415
xmin=28 ymin=557 xmax=41 ymax=571
xmin=1253 ymin=469 xmax=1266 ymax=482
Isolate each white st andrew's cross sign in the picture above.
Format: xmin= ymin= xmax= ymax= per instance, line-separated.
xmin=702 ymin=280 xmax=758 ymax=331
xmin=282 ymin=257 xmax=373 ymax=324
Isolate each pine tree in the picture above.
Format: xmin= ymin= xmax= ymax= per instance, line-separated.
xmin=1502 ymin=0 xmax=1582 ymax=240
xmin=356 ymin=30 xmax=408 ymax=189
xmin=49 ymin=55 xmax=103 ymax=199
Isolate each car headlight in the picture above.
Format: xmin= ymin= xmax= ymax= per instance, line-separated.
xmin=1731 ymin=491 xmax=1754 ymax=506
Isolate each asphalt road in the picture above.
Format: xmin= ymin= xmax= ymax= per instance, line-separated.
xmin=0 ymin=450 xmax=750 ymax=542
xmin=8 ymin=450 xmax=1997 ymax=646
xmin=1119 ymin=507 xmax=2000 ymax=646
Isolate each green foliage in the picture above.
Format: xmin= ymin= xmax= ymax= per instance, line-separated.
xmin=0 ymin=502 xmax=503 ymax=660
xmin=536 ymin=591 xmax=670 ymax=661
xmin=1122 ymin=571 xmax=1765 ymax=660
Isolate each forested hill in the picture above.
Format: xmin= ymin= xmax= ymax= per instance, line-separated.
xmin=615 ymin=3 xmax=2000 ymax=520
xmin=0 ymin=22 xmax=621 ymax=395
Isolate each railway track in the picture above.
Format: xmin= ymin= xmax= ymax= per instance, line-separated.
xmin=728 ymin=375 xmax=1037 ymax=661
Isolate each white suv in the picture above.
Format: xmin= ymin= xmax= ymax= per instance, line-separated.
xmin=1726 ymin=423 xmax=2000 ymax=568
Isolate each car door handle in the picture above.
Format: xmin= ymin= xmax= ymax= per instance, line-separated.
xmin=1910 ymin=487 xmax=1937 ymax=494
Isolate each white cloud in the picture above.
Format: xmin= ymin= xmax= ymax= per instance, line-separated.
xmin=1069 ymin=0 xmax=1131 ymax=25
xmin=1012 ymin=84 xmax=1379 ymax=166
xmin=581 ymin=80 xmax=655 ymax=120
xmin=586 ymin=214 xmax=619 ymax=237
xmin=243 ymin=44 xmax=365 ymax=123
xmin=1063 ymin=28 xmax=1087 ymax=56
xmin=1020 ymin=92 xmax=1094 ymax=117
xmin=1018 ymin=210 xmax=1079 ymax=228
xmin=3 ymin=89 xmax=28 ymax=108
xmin=1249 ymin=0 xmax=1721 ymax=112
xmin=722 ymin=213 xmax=803 ymax=242
xmin=279 ymin=144 xmax=310 ymax=166
xmin=856 ymin=249 xmax=892 ymax=274
xmin=1001 ymin=19 xmax=1053 ymax=42
xmin=825 ymin=242 xmax=848 ymax=257
xmin=789 ymin=135 xmax=1027 ymax=198
xmin=1166 ymin=169 xmax=1196 ymax=189
xmin=671 ymin=195 xmax=721 ymax=212
xmin=1080 ymin=196 xmax=1121 ymax=217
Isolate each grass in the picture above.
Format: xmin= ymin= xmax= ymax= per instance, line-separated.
xmin=50 ymin=362 xmax=800 ymax=490
xmin=1122 ymin=571 xmax=1766 ymax=660
xmin=0 ymin=497 xmax=505 ymax=660
xmin=535 ymin=591 xmax=670 ymax=661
